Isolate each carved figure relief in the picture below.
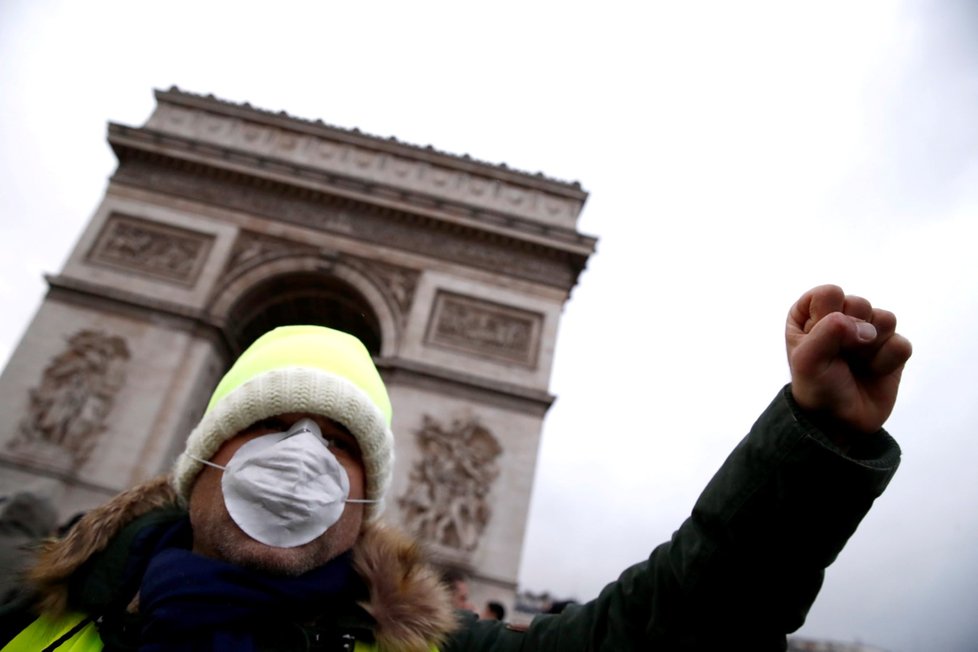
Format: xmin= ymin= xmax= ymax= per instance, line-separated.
xmin=112 ymin=161 xmax=580 ymax=289
xmin=11 ymin=330 xmax=130 ymax=466
xmin=399 ymin=415 xmax=503 ymax=552
xmin=87 ymin=214 xmax=214 ymax=285
xmin=352 ymin=258 xmax=419 ymax=318
xmin=225 ymin=231 xmax=314 ymax=274
xmin=426 ymin=291 xmax=542 ymax=367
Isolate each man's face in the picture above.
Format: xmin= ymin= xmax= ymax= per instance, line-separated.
xmin=188 ymin=412 xmax=366 ymax=575
xmin=452 ymin=579 xmax=474 ymax=611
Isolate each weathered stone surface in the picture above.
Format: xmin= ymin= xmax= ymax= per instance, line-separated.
xmin=0 ymin=89 xmax=595 ymax=615
xmin=108 ymin=155 xmax=586 ymax=291
xmin=87 ymin=214 xmax=214 ymax=285
xmin=426 ymin=291 xmax=543 ymax=367
xmin=399 ymin=413 xmax=503 ymax=554
xmin=10 ymin=329 xmax=130 ymax=467
xmin=144 ymin=89 xmax=587 ymax=231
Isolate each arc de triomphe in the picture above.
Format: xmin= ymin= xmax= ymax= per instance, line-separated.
xmin=0 ymin=88 xmax=595 ymax=611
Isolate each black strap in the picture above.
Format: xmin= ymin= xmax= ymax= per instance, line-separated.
xmin=40 ymin=615 xmax=95 ymax=652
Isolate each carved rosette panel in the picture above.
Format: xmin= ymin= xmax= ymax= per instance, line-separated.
xmin=225 ymin=230 xmax=316 ymax=275
xmin=87 ymin=214 xmax=214 ymax=285
xmin=425 ymin=291 xmax=542 ymax=367
xmin=398 ymin=415 xmax=503 ymax=552
xmin=10 ymin=330 xmax=131 ymax=467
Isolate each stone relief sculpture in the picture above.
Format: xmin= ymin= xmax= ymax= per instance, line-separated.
xmin=112 ymin=161 xmax=578 ymax=288
xmin=356 ymin=259 xmax=419 ymax=318
xmin=426 ymin=292 xmax=541 ymax=366
xmin=436 ymin=299 xmax=531 ymax=351
xmin=226 ymin=231 xmax=314 ymax=274
xmin=399 ymin=414 xmax=503 ymax=552
xmin=11 ymin=330 xmax=130 ymax=466
xmin=88 ymin=214 xmax=213 ymax=285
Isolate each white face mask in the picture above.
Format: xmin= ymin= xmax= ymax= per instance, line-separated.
xmin=188 ymin=418 xmax=376 ymax=548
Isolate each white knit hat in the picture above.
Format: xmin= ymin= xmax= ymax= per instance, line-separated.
xmin=171 ymin=325 xmax=394 ymax=520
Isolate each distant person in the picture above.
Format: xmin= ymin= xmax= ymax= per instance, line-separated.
xmin=0 ymin=492 xmax=57 ymax=605
xmin=0 ymin=285 xmax=912 ymax=649
xmin=442 ymin=568 xmax=475 ymax=612
xmin=481 ymin=601 xmax=506 ymax=621
xmin=545 ymin=599 xmax=577 ymax=615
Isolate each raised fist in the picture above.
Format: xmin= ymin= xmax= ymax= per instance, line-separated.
xmin=786 ymin=285 xmax=913 ymax=440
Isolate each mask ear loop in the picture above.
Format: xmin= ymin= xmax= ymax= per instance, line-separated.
xmin=184 ymin=453 xmax=227 ymax=472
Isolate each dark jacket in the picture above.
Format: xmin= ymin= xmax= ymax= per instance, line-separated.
xmin=1 ymin=386 xmax=900 ymax=651
xmin=444 ymin=386 xmax=900 ymax=650
xmin=0 ymin=492 xmax=58 ymax=607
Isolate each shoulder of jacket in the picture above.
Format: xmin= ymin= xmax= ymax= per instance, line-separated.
xmin=25 ymin=476 xmax=182 ymax=617
xmin=352 ymin=523 xmax=458 ymax=652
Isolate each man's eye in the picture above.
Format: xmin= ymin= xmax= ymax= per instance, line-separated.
xmin=254 ymin=417 xmax=288 ymax=431
xmin=325 ymin=438 xmax=354 ymax=453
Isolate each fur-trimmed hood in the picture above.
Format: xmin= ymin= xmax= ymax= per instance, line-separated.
xmin=26 ymin=476 xmax=457 ymax=652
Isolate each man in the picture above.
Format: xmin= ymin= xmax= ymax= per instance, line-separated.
xmin=481 ymin=602 xmax=506 ymax=622
xmin=0 ymin=492 xmax=58 ymax=606
xmin=0 ymin=284 xmax=911 ymax=650
xmin=441 ymin=569 xmax=475 ymax=612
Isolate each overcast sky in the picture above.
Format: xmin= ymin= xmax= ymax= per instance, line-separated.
xmin=2 ymin=2 xmax=977 ymax=650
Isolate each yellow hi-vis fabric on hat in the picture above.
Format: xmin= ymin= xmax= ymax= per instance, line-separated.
xmin=205 ymin=326 xmax=392 ymax=422
xmin=171 ymin=325 xmax=394 ymax=521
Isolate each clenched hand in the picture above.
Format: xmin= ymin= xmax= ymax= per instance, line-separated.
xmin=786 ymin=285 xmax=913 ymax=444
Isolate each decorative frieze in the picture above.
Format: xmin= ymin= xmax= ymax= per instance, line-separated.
xmin=9 ymin=330 xmax=130 ymax=467
xmin=87 ymin=214 xmax=214 ymax=285
xmin=111 ymin=159 xmax=581 ymax=289
xmin=146 ymin=100 xmax=584 ymax=230
xmin=398 ymin=414 xmax=503 ymax=553
xmin=426 ymin=291 xmax=542 ymax=367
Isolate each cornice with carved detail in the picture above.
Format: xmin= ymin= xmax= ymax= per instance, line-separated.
xmin=109 ymin=148 xmax=588 ymax=290
xmin=147 ymin=88 xmax=588 ymax=229
xmin=108 ymin=123 xmax=595 ymax=257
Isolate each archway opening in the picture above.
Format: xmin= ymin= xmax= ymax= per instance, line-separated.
xmin=224 ymin=271 xmax=382 ymax=356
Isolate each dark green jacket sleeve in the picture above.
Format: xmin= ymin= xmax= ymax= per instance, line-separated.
xmin=445 ymin=385 xmax=901 ymax=651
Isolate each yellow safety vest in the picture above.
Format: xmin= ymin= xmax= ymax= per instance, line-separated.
xmin=1 ymin=612 xmax=99 ymax=651
xmin=2 ymin=612 xmax=437 ymax=651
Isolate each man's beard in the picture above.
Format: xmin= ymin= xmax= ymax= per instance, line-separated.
xmin=215 ymin=530 xmax=335 ymax=576
xmin=192 ymin=509 xmax=337 ymax=576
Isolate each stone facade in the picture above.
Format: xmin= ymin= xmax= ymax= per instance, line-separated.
xmin=0 ymin=88 xmax=595 ymax=614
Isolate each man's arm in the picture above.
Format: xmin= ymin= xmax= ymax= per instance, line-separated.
xmin=445 ymin=285 xmax=912 ymax=651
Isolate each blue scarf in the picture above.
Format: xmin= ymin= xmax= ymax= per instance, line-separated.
xmin=138 ymin=547 xmax=357 ymax=651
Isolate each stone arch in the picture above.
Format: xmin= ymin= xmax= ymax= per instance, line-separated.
xmin=209 ymin=254 xmax=400 ymax=357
